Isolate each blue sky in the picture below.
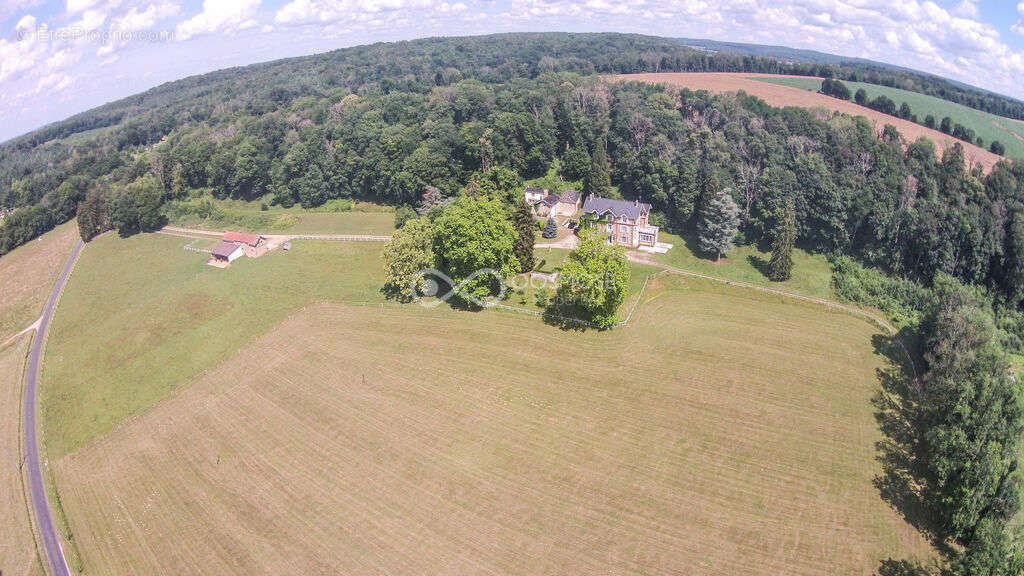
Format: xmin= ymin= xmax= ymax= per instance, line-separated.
xmin=1 ymin=0 xmax=1023 ymax=142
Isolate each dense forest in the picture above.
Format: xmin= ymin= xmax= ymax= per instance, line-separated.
xmin=2 ymin=31 xmax=1024 ymax=573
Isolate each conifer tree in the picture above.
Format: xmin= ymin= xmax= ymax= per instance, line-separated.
xmin=767 ymin=201 xmax=796 ymax=281
xmin=513 ymin=201 xmax=536 ymax=272
xmin=584 ymin=138 xmax=611 ymax=196
xmin=542 ymin=217 xmax=558 ymax=239
xmin=698 ymin=187 xmax=739 ymax=262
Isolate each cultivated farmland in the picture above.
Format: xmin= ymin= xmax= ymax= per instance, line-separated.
xmin=0 ymin=334 xmax=41 ymax=576
xmin=54 ymin=275 xmax=933 ymax=575
xmin=0 ymin=222 xmax=79 ymax=343
xmin=614 ymin=73 xmax=1002 ymax=171
xmin=752 ymin=76 xmax=1024 ymax=160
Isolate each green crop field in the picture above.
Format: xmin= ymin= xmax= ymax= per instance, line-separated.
xmin=753 ymin=76 xmax=1024 ymax=160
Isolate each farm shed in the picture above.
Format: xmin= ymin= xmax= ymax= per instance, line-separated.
xmin=211 ymin=242 xmax=244 ymax=263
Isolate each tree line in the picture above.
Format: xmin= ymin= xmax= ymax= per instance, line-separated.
xmin=820 ymin=78 xmax=1007 ymax=156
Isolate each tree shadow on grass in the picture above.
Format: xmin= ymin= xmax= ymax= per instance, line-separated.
xmin=540 ymin=304 xmax=597 ymax=332
xmin=870 ymin=331 xmax=952 ymax=555
xmin=876 ymin=557 xmax=937 ymax=576
xmin=747 ymin=254 xmax=771 ymax=279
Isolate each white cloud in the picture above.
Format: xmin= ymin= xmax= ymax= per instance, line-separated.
xmin=65 ymin=0 xmax=100 ymax=14
xmin=952 ymin=0 xmax=977 ymax=18
xmin=176 ymin=0 xmax=261 ymax=40
xmin=114 ymin=2 xmax=180 ymax=33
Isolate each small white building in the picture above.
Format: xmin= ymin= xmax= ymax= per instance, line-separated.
xmin=212 ymin=241 xmax=244 ymax=263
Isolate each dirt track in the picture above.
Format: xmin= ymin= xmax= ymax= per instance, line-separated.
xmin=613 ymin=73 xmax=1001 ymax=172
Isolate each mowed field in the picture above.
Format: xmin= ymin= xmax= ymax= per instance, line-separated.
xmin=754 ymin=76 xmax=1024 ymax=160
xmin=53 ymin=274 xmax=933 ymax=575
xmin=0 ymin=221 xmax=79 ymax=343
xmin=0 ymin=334 xmax=41 ymax=576
xmin=613 ymin=73 xmax=1002 ymax=171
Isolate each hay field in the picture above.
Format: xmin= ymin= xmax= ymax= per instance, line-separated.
xmin=55 ymin=275 xmax=933 ymax=576
xmin=0 ymin=222 xmax=79 ymax=342
xmin=0 ymin=334 xmax=41 ymax=576
xmin=613 ymin=73 xmax=1001 ymax=171
xmin=41 ymin=233 xmax=388 ymax=458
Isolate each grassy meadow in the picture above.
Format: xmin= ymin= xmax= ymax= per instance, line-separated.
xmin=52 ymin=274 xmax=934 ymax=575
xmin=753 ymin=76 xmax=1024 ymax=160
xmin=40 ymin=233 xmax=654 ymax=457
xmin=652 ymin=232 xmax=836 ymax=300
xmin=164 ymin=194 xmax=397 ymax=235
xmin=0 ymin=221 xmax=79 ymax=342
xmin=0 ymin=334 xmax=42 ymax=576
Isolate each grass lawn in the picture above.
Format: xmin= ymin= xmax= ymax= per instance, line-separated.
xmin=53 ymin=274 xmax=933 ymax=575
xmin=165 ymin=195 xmax=397 ymax=235
xmin=752 ymin=76 xmax=1024 ymax=160
xmin=653 ymin=231 xmax=835 ymax=300
xmin=0 ymin=221 xmax=80 ymax=342
xmin=0 ymin=333 xmax=42 ymax=576
xmin=41 ymin=233 xmax=388 ymax=458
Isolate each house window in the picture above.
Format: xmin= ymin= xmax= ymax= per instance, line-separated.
xmin=620 ymin=234 xmax=630 ymax=244
xmin=606 ymin=224 xmax=613 ymax=232
xmin=640 ymin=233 xmax=654 ymax=244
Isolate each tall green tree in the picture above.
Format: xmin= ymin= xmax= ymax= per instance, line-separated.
xmin=556 ymin=227 xmax=629 ymax=328
xmin=433 ymin=196 xmax=520 ymax=301
xmin=584 ymin=138 xmax=611 ymax=197
xmin=513 ymin=200 xmax=536 ymax=273
xmin=76 ymin=187 xmax=109 ymax=241
xmin=382 ymin=217 xmax=435 ymax=302
xmin=767 ymin=201 xmax=795 ymax=281
xmin=698 ymin=186 xmax=740 ymax=262
xmin=918 ymin=276 xmax=1024 ymax=541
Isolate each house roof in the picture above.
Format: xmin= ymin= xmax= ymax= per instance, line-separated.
xmin=524 ymin=186 xmax=547 ymax=196
xmin=223 ymin=231 xmax=262 ymax=246
xmin=581 ymin=195 xmax=651 ymax=221
xmin=540 ymin=194 xmax=561 ymax=207
xmin=559 ymin=189 xmax=581 ymax=205
xmin=212 ymin=241 xmax=242 ymax=259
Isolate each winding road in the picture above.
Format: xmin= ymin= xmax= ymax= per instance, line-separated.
xmin=23 ymin=239 xmax=81 ymax=576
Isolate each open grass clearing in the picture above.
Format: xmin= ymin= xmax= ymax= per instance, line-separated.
xmin=55 ymin=275 xmax=933 ymax=575
xmin=164 ymin=195 xmax=397 ymax=235
xmin=753 ymin=76 xmax=1024 ymax=160
xmin=651 ymin=231 xmax=835 ymax=300
xmin=0 ymin=221 xmax=79 ymax=343
xmin=613 ymin=73 xmax=1001 ymax=171
xmin=0 ymin=333 xmax=42 ymax=576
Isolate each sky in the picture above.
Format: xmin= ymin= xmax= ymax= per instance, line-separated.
xmin=1 ymin=0 xmax=1023 ymax=142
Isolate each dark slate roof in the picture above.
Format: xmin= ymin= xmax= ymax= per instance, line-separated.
xmin=540 ymin=194 xmax=561 ymax=207
xmin=524 ymin=186 xmax=547 ymax=195
xmin=212 ymin=241 xmax=241 ymax=259
xmin=558 ymin=189 xmax=581 ymax=205
xmin=581 ymin=195 xmax=651 ymax=221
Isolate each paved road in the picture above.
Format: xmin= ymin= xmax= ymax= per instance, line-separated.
xmin=23 ymin=239 xmax=81 ymax=576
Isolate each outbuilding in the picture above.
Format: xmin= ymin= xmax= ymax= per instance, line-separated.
xmin=211 ymin=241 xmax=244 ymax=263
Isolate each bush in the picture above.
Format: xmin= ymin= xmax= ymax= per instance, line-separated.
xmin=830 ymin=255 xmax=931 ymax=327
xmin=542 ymin=217 xmax=558 ymax=239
